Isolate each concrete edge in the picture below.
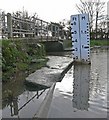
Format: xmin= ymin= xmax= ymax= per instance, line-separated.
xmin=33 ymin=82 xmax=56 ymax=119
xmin=33 ymin=60 xmax=74 ymax=119
xmin=59 ymin=61 xmax=74 ymax=81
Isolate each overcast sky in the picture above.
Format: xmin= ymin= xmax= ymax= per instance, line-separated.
xmin=0 ymin=0 xmax=108 ymax=22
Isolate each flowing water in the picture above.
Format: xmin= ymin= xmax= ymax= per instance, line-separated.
xmin=2 ymin=48 xmax=108 ymax=118
xmin=48 ymin=48 xmax=108 ymax=118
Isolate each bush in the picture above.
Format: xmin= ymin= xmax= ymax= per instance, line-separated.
xmin=2 ymin=40 xmax=29 ymax=72
xmin=2 ymin=39 xmax=46 ymax=82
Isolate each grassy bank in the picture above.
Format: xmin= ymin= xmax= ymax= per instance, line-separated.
xmin=90 ymin=40 xmax=109 ymax=47
xmin=2 ymin=39 xmax=47 ymax=82
xmin=63 ymin=39 xmax=109 ymax=48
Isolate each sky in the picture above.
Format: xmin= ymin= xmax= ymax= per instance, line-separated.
xmin=0 ymin=0 xmax=108 ymax=22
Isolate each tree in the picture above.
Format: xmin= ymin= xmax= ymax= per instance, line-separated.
xmin=94 ymin=0 xmax=105 ymax=39
xmin=76 ymin=0 xmax=95 ymax=32
xmin=12 ymin=9 xmax=38 ymax=37
xmin=76 ymin=0 xmax=105 ymax=39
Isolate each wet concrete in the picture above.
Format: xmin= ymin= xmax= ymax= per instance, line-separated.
xmin=34 ymin=83 xmax=56 ymax=118
xmin=26 ymin=56 xmax=73 ymax=87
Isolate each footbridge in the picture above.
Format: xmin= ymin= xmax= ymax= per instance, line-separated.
xmin=0 ymin=12 xmax=71 ymax=51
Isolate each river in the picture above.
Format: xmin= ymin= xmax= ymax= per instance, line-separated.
xmin=1 ymin=48 xmax=109 ymax=118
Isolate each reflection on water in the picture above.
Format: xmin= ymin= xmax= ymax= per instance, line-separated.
xmin=0 ymin=82 xmax=2 ymax=119
xmin=73 ymin=64 xmax=90 ymax=110
xmin=48 ymin=49 xmax=108 ymax=118
xmin=2 ymin=48 xmax=108 ymax=118
xmin=2 ymin=77 xmax=50 ymax=118
xmin=5 ymin=89 xmax=47 ymax=117
xmin=8 ymin=97 xmax=18 ymax=116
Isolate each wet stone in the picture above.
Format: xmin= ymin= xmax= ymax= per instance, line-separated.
xmin=26 ymin=56 xmax=73 ymax=87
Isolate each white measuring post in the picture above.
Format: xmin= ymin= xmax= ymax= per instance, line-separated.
xmin=70 ymin=14 xmax=91 ymax=64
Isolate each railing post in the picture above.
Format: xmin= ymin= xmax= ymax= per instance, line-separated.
xmin=46 ymin=22 xmax=48 ymax=41
xmin=0 ymin=10 xmax=2 ymax=39
xmin=41 ymin=20 xmax=42 ymax=41
xmin=7 ymin=13 xmax=13 ymax=38
xmin=33 ymin=18 xmax=36 ymax=38
xmin=57 ymin=26 xmax=60 ymax=40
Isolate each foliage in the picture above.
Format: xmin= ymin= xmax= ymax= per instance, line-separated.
xmin=2 ymin=39 xmax=46 ymax=82
xmin=90 ymin=40 xmax=109 ymax=47
xmin=2 ymin=40 xmax=29 ymax=71
xmin=27 ymin=43 xmax=46 ymax=59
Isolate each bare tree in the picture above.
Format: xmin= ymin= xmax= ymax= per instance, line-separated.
xmin=94 ymin=0 xmax=105 ymax=39
xmin=76 ymin=0 xmax=105 ymax=39
xmin=76 ymin=0 xmax=95 ymax=32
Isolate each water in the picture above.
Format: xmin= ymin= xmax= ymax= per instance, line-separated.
xmin=2 ymin=48 xmax=108 ymax=118
xmin=48 ymin=48 xmax=108 ymax=118
xmin=2 ymin=89 xmax=49 ymax=118
xmin=0 ymin=82 xmax=2 ymax=120
xmin=2 ymin=71 xmax=50 ymax=118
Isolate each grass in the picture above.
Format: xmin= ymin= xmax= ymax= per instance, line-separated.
xmin=90 ymin=40 xmax=109 ymax=47
xmin=63 ymin=39 xmax=72 ymax=48
xmin=0 ymin=40 xmax=2 ymax=47
xmin=63 ymin=39 xmax=109 ymax=48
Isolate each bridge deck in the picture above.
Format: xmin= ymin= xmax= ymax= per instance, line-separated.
xmin=11 ymin=36 xmax=64 ymax=44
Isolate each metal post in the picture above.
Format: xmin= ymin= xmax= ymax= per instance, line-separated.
xmin=7 ymin=13 xmax=13 ymax=38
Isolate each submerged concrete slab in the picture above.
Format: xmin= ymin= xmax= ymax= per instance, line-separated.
xmin=26 ymin=56 xmax=73 ymax=87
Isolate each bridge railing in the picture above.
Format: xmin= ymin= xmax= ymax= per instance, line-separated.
xmin=1 ymin=12 xmax=66 ymax=41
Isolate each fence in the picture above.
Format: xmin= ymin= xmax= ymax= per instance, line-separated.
xmin=0 ymin=12 xmax=66 ymax=41
xmin=0 ymin=11 xmax=3 ymax=39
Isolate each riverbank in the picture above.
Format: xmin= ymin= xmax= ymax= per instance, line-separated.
xmin=62 ymin=39 xmax=109 ymax=48
xmin=90 ymin=39 xmax=109 ymax=47
xmin=2 ymin=39 xmax=47 ymax=83
xmin=2 ymin=39 xmax=109 ymax=83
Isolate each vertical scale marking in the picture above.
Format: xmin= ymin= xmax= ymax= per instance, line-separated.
xmin=71 ymin=14 xmax=90 ymax=63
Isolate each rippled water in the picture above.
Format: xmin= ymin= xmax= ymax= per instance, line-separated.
xmin=2 ymin=48 xmax=108 ymax=118
xmin=48 ymin=48 xmax=108 ymax=118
